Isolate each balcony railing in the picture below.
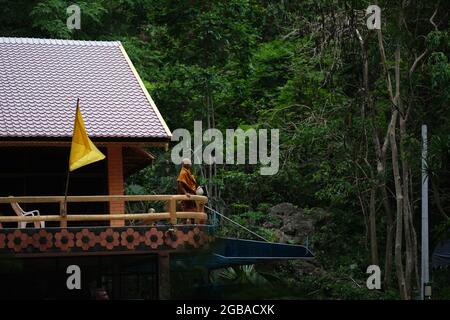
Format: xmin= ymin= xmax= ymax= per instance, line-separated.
xmin=0 ymin=195 xmax=208 ymax=228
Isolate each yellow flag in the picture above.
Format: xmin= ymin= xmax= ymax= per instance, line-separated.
xmin=69 ymin=102 xmax=105 ymax=171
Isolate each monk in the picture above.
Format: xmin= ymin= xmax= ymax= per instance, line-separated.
xmin=177 ymin=158 xmax=197 ymax=212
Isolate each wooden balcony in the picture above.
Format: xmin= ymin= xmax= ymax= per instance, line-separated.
xmin=0 ymin=195 xmax=214 ymax=256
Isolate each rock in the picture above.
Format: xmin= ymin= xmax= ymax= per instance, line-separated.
xmin=268 ymin=202 xmax=304 ymax=217
xmin=265 ymin=203 xmax=331 ymax=275
xmin=268 ymin=203 xmax=318 ymax=243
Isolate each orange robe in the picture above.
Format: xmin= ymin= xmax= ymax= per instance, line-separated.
xmin=177 ymin=167 xmax=197 ymax=194
xmin=177 ymin=167 xmax=197 ymax=212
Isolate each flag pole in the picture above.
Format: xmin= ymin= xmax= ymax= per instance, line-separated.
xmin=62 ymin=98 xmax=79 ymax=227
xmin=63 ymin=168 xmax=70 ymax=215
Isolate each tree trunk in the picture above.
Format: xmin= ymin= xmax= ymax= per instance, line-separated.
xmin=369 ymin=186 xmax=379 ymax=266
xmin=372 ymin=128 xmax=393 ymax=289
xmin=390 ymin=111 xmax=408 ymax=299
xmin=383 ymin=182 xmax=394 ymax=289
xmin=356 ymin=28 xmax=380 ymax=268
xmin=400 ymin=116 xmax=413 ymax=297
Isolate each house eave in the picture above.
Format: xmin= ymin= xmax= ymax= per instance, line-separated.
xmin=0 ymin=136 xmax=170 ymax=148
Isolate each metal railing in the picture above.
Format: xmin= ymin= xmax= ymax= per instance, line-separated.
xmin=0 ymin=195 xmax=208 ymax=228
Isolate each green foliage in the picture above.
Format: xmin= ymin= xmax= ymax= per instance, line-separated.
xmin=210 ymin=265 xmax=270 ymax=286
xmin=1 ymin=0 xmax=449 ymax=300
xmin=288 ymin=273 xmax=396 ymax=300
xmin=30 ymin=0 xmax=107 ymax=38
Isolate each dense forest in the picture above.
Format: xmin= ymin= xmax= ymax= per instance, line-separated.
xmin=1 ymin=0 xmax=449 ymax=299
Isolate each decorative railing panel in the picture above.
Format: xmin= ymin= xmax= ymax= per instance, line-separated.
xmin=0 ymin=225 xmax=214 ymax=254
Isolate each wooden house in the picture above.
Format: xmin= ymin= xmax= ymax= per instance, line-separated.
xmin=0 ymin=37 xmax=211 ymax=299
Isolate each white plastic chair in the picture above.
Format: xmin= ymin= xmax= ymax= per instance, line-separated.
xmin=10 ymin=202 xmax=45 ymax=229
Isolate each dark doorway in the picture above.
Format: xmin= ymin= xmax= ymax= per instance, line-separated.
xmin=0 ymin=146 xmax=108 ymax=227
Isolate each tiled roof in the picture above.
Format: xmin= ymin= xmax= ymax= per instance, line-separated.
xmin=0 ymin=37 xmax=171 ymax=140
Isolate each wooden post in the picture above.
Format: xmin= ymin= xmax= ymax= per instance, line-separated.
xmin=196 ymin=200 xmax=204 ymax=213
xmin=197 ymin=201 xmax=204 ymax=224
xmin=107 ymin=145 xmax=125 ymax=227
xmin=59 ymin=200 xmax=67 ymax=228
xmin=158 ymin=252 xmax=170 ymax=300
xmin=169 ymin=198 xmax=177 ymax=225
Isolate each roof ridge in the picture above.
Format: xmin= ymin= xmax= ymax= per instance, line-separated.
xmin=0 ymin=37 xmax=121 ymax=47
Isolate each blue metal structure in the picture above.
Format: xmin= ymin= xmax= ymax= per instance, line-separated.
xmin=172 ymin=237 xmax=314 ymax=270
xmin=209 ymin=237 xmax=314 ymax=268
